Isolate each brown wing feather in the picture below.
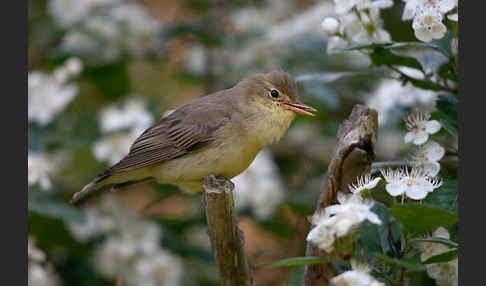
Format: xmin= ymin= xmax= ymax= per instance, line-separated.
xmin=97 ymin=108 xmax=231 ymax=179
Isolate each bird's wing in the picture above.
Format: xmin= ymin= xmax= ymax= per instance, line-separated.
xmin=100 ymin=108 xmax=231 ymax=177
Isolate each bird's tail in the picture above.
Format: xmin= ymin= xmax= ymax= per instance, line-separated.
xmin=70 ymin=175 xmax=111 ymax=204
xmin=71 ymin=172 xmax=154 ymax=204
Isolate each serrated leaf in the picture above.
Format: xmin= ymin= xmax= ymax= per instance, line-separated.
xmin=373 ymin=253 xmax=426 ymax=272
xmin=28 ymin=191 xmax=85 ymax=223
xmin=267 ymin=257 xmax=335 ymax=268
xmin=369 ymin=47 xmax=424 ymax=72
xmin=410 ymin=237 xmax=458 ymax=248
xmin=358 ymin=202 xmax=394 ymax=255
xmin=435 ymin=95 xmax=458 ymax=136
xmin=391 ymin=204 xmax=457 ymax=236
xmin=423 ymin=249 xmax=458 ymax=264
xmin=424 ymin=180 xmax=458 ymax=213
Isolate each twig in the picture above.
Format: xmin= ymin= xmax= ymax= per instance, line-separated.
xmin=202 ymin=174 xmax=255 ymax=286
xmin=303 ymin=104 xmax=379 ymax=286
xmin=371 ymin=160 xmax=410 ymax=170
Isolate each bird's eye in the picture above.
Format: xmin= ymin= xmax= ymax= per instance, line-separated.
xmin=270 ymin=89 xmax=279 ymax=98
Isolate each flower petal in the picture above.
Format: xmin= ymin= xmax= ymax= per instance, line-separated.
xmin=386 ymin=182 xmax=407 ymax=196
xmin=425 ymin=120 xmax=441 ymax=134
xmin=424 ymin=142 xmax=445 ymax=161
xmin=404 ymin=132 xmax=415 ymax=143
xmin=406 ymin=185 xmax=428 ymax=200
xmin=414 ymin=27 xmax=434 ymax=42
xmin=430 ymin=23 xmax=447 ymax=40
xmin=423 ymin=162 xmax=440 ymax=177
xmin=413 ymin=131 xmax=429 ymax=145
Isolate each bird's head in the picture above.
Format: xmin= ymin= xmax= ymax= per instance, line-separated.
xmin=237 ymin=70 xmax=317 ymax=119
xmin=233 ymin=70 xmax=317 ymax=145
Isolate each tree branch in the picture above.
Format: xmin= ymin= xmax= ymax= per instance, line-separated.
xmin=303 ymin=104 xmax=379 ymax=286
xmin=202 ymin=174 xmax=255 ymax=286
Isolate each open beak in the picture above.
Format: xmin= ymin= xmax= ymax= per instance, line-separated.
xmin=283 ymin=102 xmax=317 ymax=117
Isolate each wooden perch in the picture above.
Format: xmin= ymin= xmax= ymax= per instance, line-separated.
xmin=202 ymin=174 xmax=255 ymax=286
xmin=303 ymin=104 xmax=378 ymax=286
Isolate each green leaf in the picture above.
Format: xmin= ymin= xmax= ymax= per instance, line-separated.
xmin=423 ymin=250 xmax=458 ymax=264
xmin=84 ymin=61 xmax=130 ymax=99
xmin=410 ymin=237 xmax=458 ymax=249
xmin=369 ymin=47 xmax=424 ymax=72
xmin=438 ymin=61 xmax=458 ymax=82
xmin=28 ymin=191 xmax=85 ymax=223
xmin=405 ymin=270 xmax=437 ymax=286
xmin=404 ymin=76 xmax=451 ymax=92
xmin=424 ymin=179 xmax=458 ymax=213
xmin=267 ymin=257 xmax=336 ymax=268
xmin=358 ymin=202 xmax=395 ymax=256
xmin=435 ymin=95 xmax=458 ymax=136
xmin=373 ymin=253 xmax=426 ymax=272
xmin=343 ymin=42 xmax=425 ymax=72
xmin=391 ymin=204 xmax=458 ymax=236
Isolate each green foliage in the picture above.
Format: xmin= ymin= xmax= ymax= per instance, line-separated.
xmin=28 ymin=190 xmax=85 ymax=223
xmin=267 ymin=257 xmax=337 ymax=268
xmin=358 ymin=202 xmax=397 ymax=256
xmin=391 ymin=204 xmax=458 ymax=236
xmin=422 ymin=250 xmax=458 ymax=264
xmin=424 ymin=179 xmax=458 ymax=213
xmin=410 ymin=237 xmax=458 ymax=249
xmin=435 ymin=95 xmax=458 ymax=137
xmin=84 ymin=62 xmax=131 ymax=99
xmin=372 ymin=253 xmax=426 ymax=272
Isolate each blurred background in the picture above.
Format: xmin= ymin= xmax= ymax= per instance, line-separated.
xmin=28 ymin=0 xmax=450 ymax=285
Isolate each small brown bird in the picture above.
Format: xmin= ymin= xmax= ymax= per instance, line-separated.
xmin=72 ymin=70 xmax=316 ymax=203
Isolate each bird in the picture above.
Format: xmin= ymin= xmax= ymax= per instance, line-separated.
xmin=71 ymin=70 xmax=316 ymax=203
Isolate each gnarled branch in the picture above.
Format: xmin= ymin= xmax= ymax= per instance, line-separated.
xmin=203 ymin=174 xmax=255 ymax=286
xmin=303 ymin=104 xmax=379 ymax=286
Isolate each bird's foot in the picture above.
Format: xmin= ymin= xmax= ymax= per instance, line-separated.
xmin=203 ymin=174 xmax=235 ymax=192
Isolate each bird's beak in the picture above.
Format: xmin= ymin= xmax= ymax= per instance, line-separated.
xmin=283 ymin=102 xmax=317 ymax=117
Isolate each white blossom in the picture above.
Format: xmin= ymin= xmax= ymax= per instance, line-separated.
xmin=93 ymin=132 xmax=140 ymax=165
xmin=87 ymin=196 xmax=182 ymax=286
xmin=412 ymin=5 xmax=447 ymax=42
xmin=321 ymin=17 xmax=340 ymax=36
xmin=29 ymin=237 xmax=60 ymax=286
xmin=409 ymin=141 xmax=445 ymax=176
xmin=48 ymin=0 xmax=116 ymax=27
xmin=366 ymin=79 xmax=436 ymax=125
xmin=28 ymin=58 xmax=83 ymax=126
xmin=402 ymin=0 xmax=456 ymax=21
xmin=340 ymin=9 xmax=391 ymax=44
xmin=232 ymin=149 xmax=284 ymax=219
xmin=66 ymin=207 xmax=117 ymax=242
xmin=333 ymin=0 xmax=393 ymax=15
xmin=330 ymin=259 xmax=385 ymax=286
xmin=93 ymin=98 xmax=153 ymax=165
xmin=99 ymin=99 xmax=153 ymax=134
xmin=404 ymin=111 xmax=441 ymax=145
xmin=129 ymin=250 xmax=182 ymax=286
xmin=53 ymin=0 xmax=163 ymax=62
xmin=348 ymin=172 xmax=381 ymax=195
xmin=380 ymin=168 xmax=408 ymax=197
xmin=28 ymin=152 xmax=64 ymax=191
xmin=307 ymin=193 xmax=381 ymax=252
xmin=381 ymin=167 xmax=442 ymax=200
xmin=420 ymin=227 xmax=458 ymax=286
xmin=327 ymin=36 xmax=349 ymax=54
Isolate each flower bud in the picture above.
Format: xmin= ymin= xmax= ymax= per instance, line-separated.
xmin=321 ymin=17 xmax=340 ymax=36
